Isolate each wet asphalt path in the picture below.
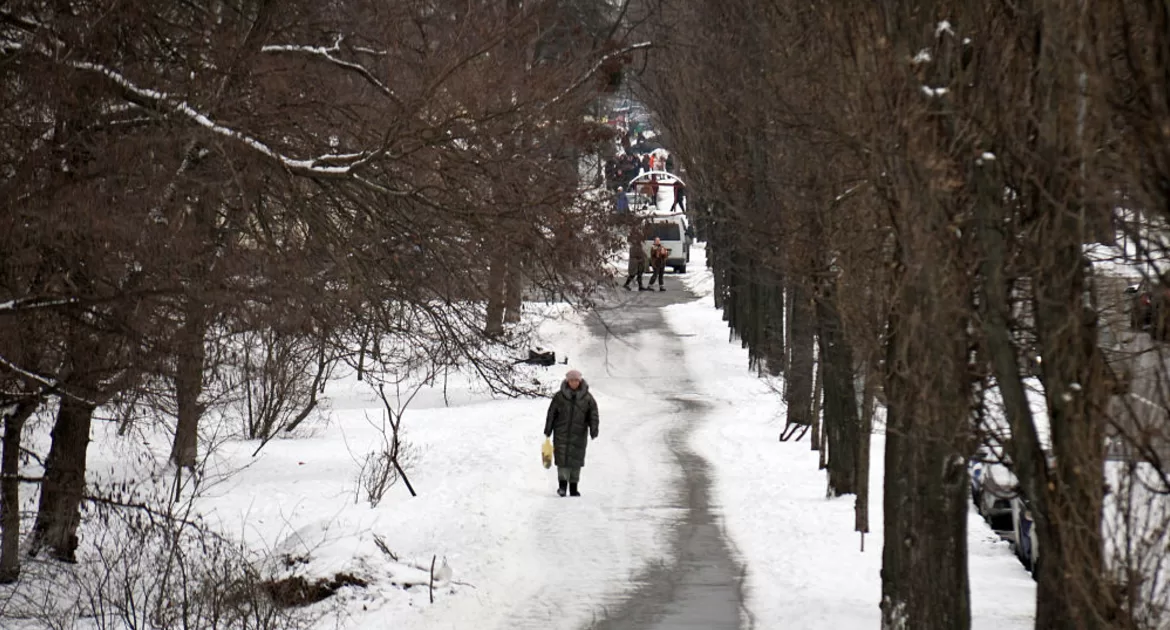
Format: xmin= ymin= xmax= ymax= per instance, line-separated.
xmin=583 ymin=275 xmax=746 ymax=630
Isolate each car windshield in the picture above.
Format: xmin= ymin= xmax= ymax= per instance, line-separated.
xmin=646 ymin=223 xmax=680 ymax=241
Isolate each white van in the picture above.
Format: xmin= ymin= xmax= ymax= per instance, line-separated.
xmin=642 ymin=212 xmax=691 ymax=273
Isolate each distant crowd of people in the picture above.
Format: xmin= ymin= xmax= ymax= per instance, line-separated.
xmin=614 ymin=177 xmax=685 ymax=216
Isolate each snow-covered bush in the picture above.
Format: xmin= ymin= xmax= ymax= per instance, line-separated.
xmin=0 ymin=501 xmax=318 ymax=630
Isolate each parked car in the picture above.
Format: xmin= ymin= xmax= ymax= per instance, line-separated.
xmin=969 ymin=447 xmax=1017 ymax=533
xmin=969 ymin=457 xmax=985 ymax=506
xmin=1011 ymin=494 xmax=1039 ymax=575
xmin=977 ymin=462 xmax=1017 ymax=533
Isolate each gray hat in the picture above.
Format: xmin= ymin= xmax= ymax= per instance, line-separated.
xmin=565 ymin=369 xmax=583 ymax=380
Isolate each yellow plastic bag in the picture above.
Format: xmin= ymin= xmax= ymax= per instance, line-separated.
xmin=541 ymin=438 xmax=553 ymax=469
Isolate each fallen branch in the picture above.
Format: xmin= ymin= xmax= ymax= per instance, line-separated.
xmin=372 ymin=534 xmax=399 ymax=561
xmin=429 ymin=554 xmax=436 ymax=604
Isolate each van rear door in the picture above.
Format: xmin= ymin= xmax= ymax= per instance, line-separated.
xmin=645 ymin=220 xmax=686 ymax=267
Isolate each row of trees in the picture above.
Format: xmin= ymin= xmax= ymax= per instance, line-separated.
xmin=637 ymin=1 xmax=1170 ymax=629
xmin=0 ymin=0 xmax=639 ymax=622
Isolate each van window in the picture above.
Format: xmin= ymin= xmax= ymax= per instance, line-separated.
xmin=647 ymin=222 xmax=681 ymax=241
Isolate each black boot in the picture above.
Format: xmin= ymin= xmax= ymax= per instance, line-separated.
xmin=557 ymin=479 xmax=568 ymax=497
xmin=569 ymin=482 xmax=581 ymax=497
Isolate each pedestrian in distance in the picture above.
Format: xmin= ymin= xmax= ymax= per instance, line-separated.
xmin=543 ymin=369 xmax=600 ymax=497
xmin=669 ymin=181 xmax=687 ymax=213
xmin=623 ymin=226 xmax=650 ymax=291
xmin=615 ymin=186 xmax=630 ymax=214
xmin=649 ymin=237 xmax=670 ymax=291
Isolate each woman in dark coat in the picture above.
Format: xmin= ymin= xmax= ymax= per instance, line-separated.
xmin=543 ymin=369 xmax=600 ymax=497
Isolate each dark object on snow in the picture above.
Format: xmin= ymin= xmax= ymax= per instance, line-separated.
xmin=264 ymin=572 xmax=369 ymax=607
xmin=517 ymin=350 xmax=556 ymax=366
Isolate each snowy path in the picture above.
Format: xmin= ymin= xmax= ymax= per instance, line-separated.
xmin=584 ymin=287 xmax=745 ymax=630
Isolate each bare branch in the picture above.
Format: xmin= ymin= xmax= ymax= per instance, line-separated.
xmin=543 ymin=41 xmax=652 ymax=111
xmin=261 ymin=38 xmax=398 ymax=102
xmin=66 ymin=59 xmax=408 ymax=194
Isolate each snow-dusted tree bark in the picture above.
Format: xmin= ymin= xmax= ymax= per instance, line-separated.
xmin=785 ymin=283 xmax=816 ymax=429
xmin=504 ymin=260 xmax=525 ymax=325
xmin=815 ymin=285 xmax=859 ymax=497
xmin=0 ymin=399 xmax=37 ymax=582
xmin=880 ymin=300 xmax=972 ymax=630
xmin=31 ymin=391 xmax=98 ymax=562
xmin=170 ymin=302 xmax=207 ymax=470
xmin=484 ymin=249 xmax=509 ymax=338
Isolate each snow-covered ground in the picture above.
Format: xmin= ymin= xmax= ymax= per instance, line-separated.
xmin=182 ymin=300 xmax=688 ymax=630
xmin=203 ymin=239 xmax=1035 ymax=630
xmin=4 ymin=236 xmax=1040 ymax=630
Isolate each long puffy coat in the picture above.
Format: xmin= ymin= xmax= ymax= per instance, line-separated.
xmin=543 ymin=380 xmax=600 ymax=468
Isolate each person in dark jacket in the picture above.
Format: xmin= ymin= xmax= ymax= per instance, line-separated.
xmin=543 ymin=369 xmax=600 ymax=497
xmin=669 ymin=181 xmax=687 ymax=213
xmin=623 ymin=226 xmax=650 ymax=291
xmin=649 ymin=237 xmax=670 ymax=291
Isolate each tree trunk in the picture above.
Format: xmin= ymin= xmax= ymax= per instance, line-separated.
xmin=855 ymin=356 xmax=875 ymax=537
xmin=819 ymin=407 xmax=828 ymax=470
xmin=1031 ymin=224 xmax=1111 ymax=630
xmin=880 ymin=282 xmax=971 ymax=630
xmin=764 ymin=281 xmax=785 ymax=376
xmin=784 ymin=284 xmax=794 ymax=387
xmin=810 ymin=352 xmax=823 ymax=451
xmin=817 ymin=287 xmax=860 ymax=496
xmin=0 ymin=400 xmax=38 ymax=583
xmin=170 ymin=302 xmax=207 ymax=470
xmin=484 ymin=249 xmax=508 ymax=337
xmin=504 ymin=257 xmax=524 ymax=324
xmin=785 ymin=283 xmax=816 ymax=430
xmin=30 ymin=395 xmax=98 ymax=562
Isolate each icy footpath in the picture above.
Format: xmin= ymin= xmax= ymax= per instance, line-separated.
xmin=189 ymin=300 xmax=682 ymax=630
xmin=661 ymin=243 xmax=1037 ymax=630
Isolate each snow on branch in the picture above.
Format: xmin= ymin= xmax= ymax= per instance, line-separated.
xmin=0 ymin=296 xmax=80 ymax=313
xmin=543 ymin=41 xmax=652 ymax=111
xmin=67 ymin=59 xmax=403 ymax=194
xmin=0 ymin=354 xmax=96 ymax=407
xmin=0 ymin=9 xmax=41 ymax=34
xmin=262 ymin=34 xmax=396 ymax=100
